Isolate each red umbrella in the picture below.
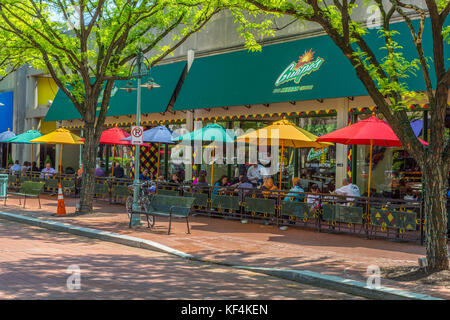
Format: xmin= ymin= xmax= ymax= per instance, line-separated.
xmin=317 ymin=115 xmax=428 ymax=197
xmin=100 ymin=127 xmax=132 ymax=145
xmin=79 ymin=127 xmax=149 ymax=176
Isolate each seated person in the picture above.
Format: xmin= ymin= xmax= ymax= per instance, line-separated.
xmin=236 ymin=176 xmax=253 ymax=202
xmin=335 ymin=178 xmax=360 ymax=202
xmin=229 ymin=174 xmax=242 ymax=186
xmin=139 ymin=168 xmax=152 ymax=181
xmin=284 ymin=177 xmax=305 ymax=202
xmin=113 ymin=163 xmax=125 ymax=178
xmin=213 ymin=175 xmax=229 ymax=195
xmin=65 ymin=166 xmax=75 ymax=174
xmin=193 ymin=170 xmax=207 ymax=185
xmin=40 ymin=162 xmax=56 ymax=179
xmin=21 ymin=161 xmax=29 ymax=174
xmin=31 ymin=161 xmax=38 ymax=172
xmin=403 ymin=187 xmax=417 ymax=201
xmin=261 ymin=177 xmax=278 ymax=196
xmin=169 ymin=173 xmax=181 ymax=184
xmin=326 ymin=179 xmax=336 ymax=193
xmin=193 ymin=174 xmax=209 ymax=193
xmin=195 ymin=174 xmax=209 ymax=186
xmin=10 ymin=160 xmax=21 ymax=175
xmin=95 ymin=165 xmax=105 ymax=177
xmin=306 ymin=184 xmax=321 ymax=209
xmin=247 ymin=163 xmax=263 ymax=185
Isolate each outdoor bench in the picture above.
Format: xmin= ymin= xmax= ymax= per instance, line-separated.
xmin=7 ymin=174 xmax=19 ymax=191
xmin=94 ymin=183 xmax=109 ymax=199
xmin=61 ymin=179 xmax=76 ymax=195
xmin=211 ymin=194 xmax=240 ymax=213
xmin=111 ymin=184 xmax=130 ymax=203
xmin=129 ymin=194 xmax=195 ymax=234
xmin=4 ymin=181 xmax=45 ymax=208
xmin=157 ymin=188 xmax=180 ymax=196
xmin=183 ymin=191 xmax=208 ymax=209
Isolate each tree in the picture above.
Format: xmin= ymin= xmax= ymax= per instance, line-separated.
xmin=232 ymin=0 xmax=449 ymax=271
xmin=0 ymin=0 xmax=228 ymax=213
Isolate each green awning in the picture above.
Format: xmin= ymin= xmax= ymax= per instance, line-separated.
xmin=45 ymin=61 xmax=186 ymax=121
xmin=174 ymin=18 xmax=447 ymax=111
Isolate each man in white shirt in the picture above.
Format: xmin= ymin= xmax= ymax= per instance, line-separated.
xmin=247 ymin=163 xmax=262 ymax=185
xmin=335 ymin=178 xmax=361 ymax=202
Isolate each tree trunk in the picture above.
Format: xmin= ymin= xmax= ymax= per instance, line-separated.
xmin=78 ymin=121 xmax=99 ymax=214
xmin=422 ymin=155 xmax=449 ymax=271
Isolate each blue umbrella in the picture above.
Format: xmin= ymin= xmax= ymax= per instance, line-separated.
xmin=410 ymin=120 xmax=423 ymax=137
xmin=0 ymin=129 xmax=16 ymax=142
xmin=122 ymin=125 xmax=175 ymax=178
xmin=122 ymin=125 xmax=175 ymax=144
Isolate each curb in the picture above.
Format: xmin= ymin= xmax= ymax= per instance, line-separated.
xmin=0 ymin=211 xmax=443 ymax=300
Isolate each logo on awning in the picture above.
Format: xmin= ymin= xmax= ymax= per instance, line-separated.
xmin=275 ymin=49 xmax=324 ymax=87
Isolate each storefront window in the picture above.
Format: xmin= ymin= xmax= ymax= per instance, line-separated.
xmin=354 ymin=112 xmax=424 ymax=199
xmin=296 ymin=116 xmax=337 ymax=192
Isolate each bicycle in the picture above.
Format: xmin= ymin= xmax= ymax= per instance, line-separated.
xmin=126 ymin=180 xmax=156 ymax=226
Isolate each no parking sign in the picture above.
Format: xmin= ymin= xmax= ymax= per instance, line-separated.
xmin=131 ymin=126 xmax=144 ymax=145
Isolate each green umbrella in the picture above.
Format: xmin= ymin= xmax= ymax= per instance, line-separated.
xmin=2 ymin=129 xmax=42 ymax=144
xmin=3 ymin=129 xmax=43 ymax=175
xmin=172 ymin=123 xmax=235 ymax=184
xmin=172 ymin=123 xmax=235 ymax=143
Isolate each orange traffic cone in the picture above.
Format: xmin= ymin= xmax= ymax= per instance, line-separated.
xmin=57 ymin=184 xmax=66 ymax=216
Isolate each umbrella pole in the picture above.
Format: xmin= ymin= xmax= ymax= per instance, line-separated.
xmin=59 ymin=144 xmax=63 ymax=184
xmin=279 ymin=140 xmax=284 ymax=190
xmin=210 ymin=148 xmax=215 ymax=186
xmin=112 ymin=145 xmax=116 ymax=177
xmin=30 ymin=144 xmax=33 ymax=177
xmin=156 ymin=143 xmax=161 ymax=180
xmin=368 ymin=140 xmax=373 ymax=198
xmin=6 ymin=143 xmax=9 ymax=169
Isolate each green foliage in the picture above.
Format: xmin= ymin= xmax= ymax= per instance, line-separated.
xmin=227 ymin=1 xmax=444 ymax=113
xmin=45 ymin=155 xmax=52 ymax=167
xmin=0 ymin=0 xmax=229 ymax=112
xmin=304 ymin=123 xmax=336 ymax=136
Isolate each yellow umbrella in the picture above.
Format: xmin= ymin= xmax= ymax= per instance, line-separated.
xmin=30 ymin=127 xmax=84 ymax=183
xmin=236 ymin=119 xmax=332 ymax=189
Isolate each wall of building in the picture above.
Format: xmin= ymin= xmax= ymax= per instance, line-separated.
xmin=159 ymin=1 xmax=414 ymax=62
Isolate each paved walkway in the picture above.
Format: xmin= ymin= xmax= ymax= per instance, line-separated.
xmin=2 ymin=195 xmax=449 ymax=299
xmin=0 ymin=219 xmax=361 ymax=299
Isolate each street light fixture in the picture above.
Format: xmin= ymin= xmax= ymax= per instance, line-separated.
xmin=119 ymin=49 xmax=160 ymax=226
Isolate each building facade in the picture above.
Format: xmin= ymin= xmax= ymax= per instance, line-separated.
xmin=3 ymin=3 xmax=449 ymax=197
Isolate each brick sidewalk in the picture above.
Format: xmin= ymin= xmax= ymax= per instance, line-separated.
xmin=2 ymin=194 xmax=449 ymax=299
xmin=1 ymin=219 xmax=362 ymax=299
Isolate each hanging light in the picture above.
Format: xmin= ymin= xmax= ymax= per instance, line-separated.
xmin=140 ymin=78 xmax=161 ymax=90
xmin=119 ymin=81 xmax=137 ymax=92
